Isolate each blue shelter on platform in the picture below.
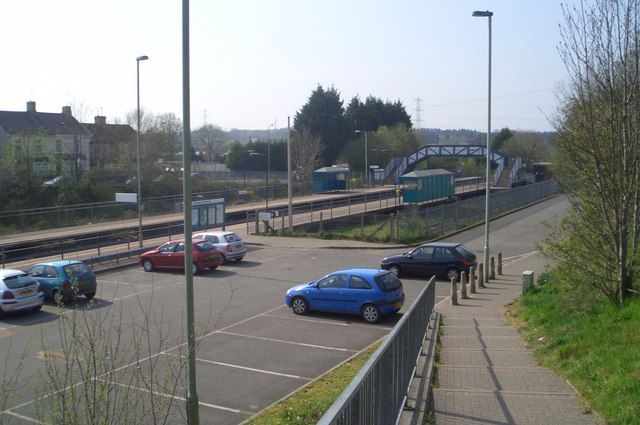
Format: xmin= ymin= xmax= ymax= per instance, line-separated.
xmin=401 ymin=169 xmax=454 ymax=203
xmin=312 ymin=166 xmax=350 ymax=193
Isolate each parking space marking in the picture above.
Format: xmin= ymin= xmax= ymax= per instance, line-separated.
xmin=3 ymin=410 xmax=44 ymax=424
xmin=97 ymin=379 xmax=252 ymax=416
xmin=98 ymin=279 xmax=153 ymax=287
xmin=164 ymin=353 xmax=311 ymax=381
xmin=216 ymin=330 xmax=357 ymax=353
xmin=262 ymin=313 xmax=393 ymax=330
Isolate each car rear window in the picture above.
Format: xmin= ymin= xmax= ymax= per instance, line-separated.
xmin=375 ymin=272 xmax=403 ymax=292
xmin=3 ymin=274 xmax=36 ymax=289
xmin=194 ymin=241 xmax=215 ymax=252
xmin=224 ymin=233 xmax=240 ymax=243
xmin=63 ymin=263 xmax=91 ymax=277
xmin=455 ymin=245 xmax=474 ymax=257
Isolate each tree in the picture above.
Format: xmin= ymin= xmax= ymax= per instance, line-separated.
xmin=294 ymin=85 xmax=349 ymax=166
xmin=291 ymin=126 xmax=323 ymax=183
xmin=491 ymin=127 xmax=513 ymax=150
xmin=192 ymin=124 xmax=227 ymax=161
xmin=545 ymin=0 xmax=640 ymax=304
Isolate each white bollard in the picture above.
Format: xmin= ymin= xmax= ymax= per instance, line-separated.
xmin=469 ymin=266 xmax=476 ymax=294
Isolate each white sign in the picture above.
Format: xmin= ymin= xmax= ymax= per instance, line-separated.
xmin=116 ymin=193 xmax=137 ymax=203
xmin=259 ymin=212 xmax=273 ymax=221
xmin=238 ymin=190 xmax=248 ymax=195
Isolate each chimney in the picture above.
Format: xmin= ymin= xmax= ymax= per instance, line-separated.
xmin=26 ymin=101 xmax=36 ymax=112
xmin=62 ymin=106 xmax=72 ymax=116
xmin=94 ymin=115 xmax=107 ymax=125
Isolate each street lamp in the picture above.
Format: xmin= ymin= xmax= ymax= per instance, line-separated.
xmin=473 ymin=9 xmax=492 ymax=281
xmin=354 ymin=130 xmax=368 ymax=186
xmin=267 ymin=124 xmax=274 ymax=210
xmin=135 ymin=54 xmax=149 ymax=248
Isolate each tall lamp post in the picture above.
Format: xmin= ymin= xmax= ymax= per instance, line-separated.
xmin=135 ymin=55 xmax=149 ymax=248
xmin=473 ymin=10 xmax=492 ymax=281
xmin=266 ymin=124 xmax=274 ymax=210
xmin=287 ymin=117 xmax=293 ymax=232
xmin=354 ymin=130 xmax=368 ymax=186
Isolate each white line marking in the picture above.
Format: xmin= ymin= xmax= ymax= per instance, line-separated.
xmin=216 ymin=331 xmax=357 ymax=353
xmin=97 ymin=379 xmax=251 ymax=416
xmin=164 ymin=352 xmax=311 ymax=381
xmin=3 ymin=410 xmax=46 ymax=424
xmin=98 ymin=279 xmax=153 ymax=287
xmin=261 ymin=313 xmax=393 ymax=330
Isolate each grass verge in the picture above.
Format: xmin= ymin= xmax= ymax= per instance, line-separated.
xmin=246 ymin=339 xmax=382 ymax=425
xmin=503 ymin=267 xmax=640 ymax=424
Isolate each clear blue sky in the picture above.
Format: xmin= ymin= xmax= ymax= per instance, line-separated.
xmin=1 ymin=0 xmax=575 ymax=132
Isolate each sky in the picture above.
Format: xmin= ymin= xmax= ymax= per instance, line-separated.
xmin=1 ymin=0 xmax=577 ymax=132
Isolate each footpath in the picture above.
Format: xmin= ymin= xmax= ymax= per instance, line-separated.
xmin=429 ymin=253 xmax=596 ymax=424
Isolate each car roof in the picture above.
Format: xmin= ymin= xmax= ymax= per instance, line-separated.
xmin=422 ymin=242 xmax=461 ymax=248
xmin=333 ymin=268 xmax=388 ymax=278
xmin=193 ymin=231 xmax=236 ymax=237
xmin=30 ymin=260 xmax=84 ymax=268
xmin=0 ymin=268 xmax=27 ymax=279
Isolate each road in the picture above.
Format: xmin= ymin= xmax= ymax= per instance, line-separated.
xmin=0 ymin=195 xmax=567 ymax=425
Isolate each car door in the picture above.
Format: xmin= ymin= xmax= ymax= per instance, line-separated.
xmin=406 ymin=246 xmax=435 ymax=277
xmin=309 ymin=274 xmax=348 ymax=312
xmin=40 ymin=266 xmax=60 ymax=296
xmin=154 ymin=243 xmax=178 ymax=268
xmin=171 ymin=242 xmax=186 ymax=269
xmin=27 ymin=265 xmax=51 ymax=295
xmin=342 ymin=275 xmax=373 ymax=313
xmin=433 ymin=247 xmax=457 ymax=278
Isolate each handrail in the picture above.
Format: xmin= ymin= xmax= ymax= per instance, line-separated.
xmin=318 ymin=276 xmax=436 ymax=425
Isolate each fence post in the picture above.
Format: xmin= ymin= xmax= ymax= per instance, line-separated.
xmin=254 ymin=209 xmax=259 ymax=234
xmin=97 ymin=234 xmax=101 ymax=256
xmin=348 ymin=196 xmax=351 ymax=215
xmin=460 ymin=271 xmax=468 ymax=299
xmin=389 ymin=213 xmax=395 ymax=243
xmin=379 ymin=192 xmax=382 ymax=210
xmin=364 ymin=193 xmax=367 ymax=212
xmin=60 ymin=239 xmax=64 ymax=260
xmin=281 ymin=214 xmax=285 ymax=231
xmin=360 ymin=213 xmax=364 ymax=237
xmin=450 ymin=277 xmax=458 ymax=305
xmin=246 ymin=211 xmax=250 ymax=234
xmin=469 ymin=265 xmax=476 ymax=294
xmin=490 ymin=256 xmax=496 ymax=280
xmin=330 ymin=199 xmax=333 ymax=219
xmin=1 ymin=246 xmax=5 ymax=268
xmin=478 ymin=263 xmax=485 ymax=288
xmin=319 ymin=211 xmax=324 ymax=233
xmin=311 ymin=203 xmax=314 ymax=222
xmin=497 ymin=252 xmax=503 ymax=275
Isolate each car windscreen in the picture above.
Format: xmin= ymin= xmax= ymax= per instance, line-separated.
xmin=375 ymin=272 xmax=403 ymax=292
xmin=224 ymin=233 xmax=240 ymax=243
xmin=455 ymin=245 xmax=474 ymax=258
xmin=194 ymin=241 xmax=216 ymax=252
xmin=63 ymin=263 xmax=91 ymax=277
xmin=3 ymin=274 xmax=36 ymax=289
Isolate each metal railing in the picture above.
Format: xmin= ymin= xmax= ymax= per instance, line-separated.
xmin=318 ymin=276 xmax=436 ymax=425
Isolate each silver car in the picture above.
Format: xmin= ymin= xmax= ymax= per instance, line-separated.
xmin=0 ymin=269 xmax=44 ymax=317
xmin=193 ymin=231 xmax=246 ymax=263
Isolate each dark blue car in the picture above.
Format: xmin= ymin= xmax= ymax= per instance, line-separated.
xmin=284 ymin=268 xmax=405 ymax=323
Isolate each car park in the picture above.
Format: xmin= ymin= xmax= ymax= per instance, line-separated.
xmin=0 ymin=269 xmax=44 ymax=317
xmin=140 ymin=239 xmax=222 ymax=274
xmin=284 ymin=268 xmax=405 ymax=323
xmin=27 ymin=260 xmax=97 ymax=301
xmin=193 ymin=231 xmax=246 ymax=263
xmin=380 ymin=242 xmax=476 ymax=281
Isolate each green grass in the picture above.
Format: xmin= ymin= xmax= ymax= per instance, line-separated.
xmin=504 ymin=268 xmax=640 ymax=424
xmin=246 ymin=340 xmax=382 ymax=425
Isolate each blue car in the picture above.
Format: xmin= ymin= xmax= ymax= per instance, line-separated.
xmin=26 ymin=260 xmax=97 ymax=301
xmin=284 ymin=269 xmax=405 ymax=323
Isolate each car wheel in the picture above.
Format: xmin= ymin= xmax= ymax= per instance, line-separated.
xmin=192 ymin=263 xmax=199 ymax=275
xmin=291 ymin=297 xmax=309 ymax=315
xmin=235 ymin=257 xmax=244 ymax=262
xmin=389 ymin=265 xmax=400 ymax=276
xmin=209 ymin=265 xmax=218 ymax=271
xmin=361 ymin=304 xmax=381 ymax=323
xmin=32 ymin=304 xmax=43 ymax=312
xmin=446 ymin=268 xmax=460 ymax=281
xmin=85 ymin=291 xmax=96 ymax=301
xmin=142 ymin=260 xmax=154 ymax=272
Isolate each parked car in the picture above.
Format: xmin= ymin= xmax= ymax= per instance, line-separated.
xmin=27 ymin=260 xmax=97 ymax=301
xmin=139 ymin=240 xmax=222 ymax=274
xmin=192 ymin=231 xmax=246 ymax=263
xmin=284 ymin=269 xmax=405 ymax=323
xmin=0 ymin=269 xmax=44 ymax=317
xmin=380 ymin=242 xmax=476 ymax=281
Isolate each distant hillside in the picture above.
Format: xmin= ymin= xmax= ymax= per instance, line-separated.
xmin=414 ymin=128 xmax=556 ymax=146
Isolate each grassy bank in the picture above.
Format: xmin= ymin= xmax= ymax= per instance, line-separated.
xmin=504 ymin=268 xmax=640 ymax=424
xmin=247 ymin=340 xmax=382 ymax=425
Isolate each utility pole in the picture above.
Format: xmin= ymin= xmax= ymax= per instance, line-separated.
xmin=287 ymin=116 xmax=293 ymax=232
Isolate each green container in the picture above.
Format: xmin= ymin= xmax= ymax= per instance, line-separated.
xmin=400 ymin=169 xmax=454 ymax=203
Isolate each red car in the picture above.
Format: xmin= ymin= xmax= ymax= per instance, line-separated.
xmin=139 ymin=240 xmax=222 ymax=274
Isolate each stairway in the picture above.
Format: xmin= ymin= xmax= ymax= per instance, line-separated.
xmin=495 ymin=161 xmax=515 ymax=187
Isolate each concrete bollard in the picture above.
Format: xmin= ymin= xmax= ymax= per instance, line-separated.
xmin=490 ymin=256 xmax=496 ymax=280
xmin=469 ymin=265 xmax=476 ymax=294
xmin=478 ymin=263 xmax=485 ymax=288
xmin=497 ymin=252 xmax=503 ymax=275
xmin=460 ymin=271 xmax=468 ymax=299
xmin=450 ymin=277 xmax=458 ymax=305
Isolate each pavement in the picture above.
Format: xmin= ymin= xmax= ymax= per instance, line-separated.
xmin=428 ymin=254 xmax=597 ymax=424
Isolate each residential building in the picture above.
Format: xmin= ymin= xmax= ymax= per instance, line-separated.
xmin=0 ymin=101 xmax=92 ymax=177
xmin=83 ymin=116 xmax=135 ymax=167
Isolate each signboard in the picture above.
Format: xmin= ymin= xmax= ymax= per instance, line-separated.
xmin=259 ymin=212 xmax=273 ymax=221
xmin=116 ymin=193 xmax=137 ymax=203
xmin=181 ymin=198 xmax=226 ymax=230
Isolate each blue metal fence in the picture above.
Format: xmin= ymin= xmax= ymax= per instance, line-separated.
xmin=318 ymin=276 xmax=437 ymax=425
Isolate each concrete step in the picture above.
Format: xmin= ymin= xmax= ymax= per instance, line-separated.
xmin=439 ymin=335 xmax=527 ymax=350
xmin=444 ymin=325 xmax=519 ymax=337
xmin=439 ymin=349 xmax=536 ymax=368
